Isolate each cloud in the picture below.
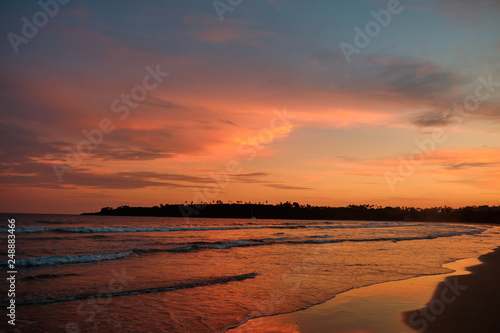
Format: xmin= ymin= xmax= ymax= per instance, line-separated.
xmin=410 ymin=111 xmax=454 ymax=127
xmin=444 ymin=162 xmax=497 ymax=170
xmin=381 ymin=62 xmax=463 ymax=102
xmin=0 ymin=165 xmax=211 ymax=190
xmin=55 ymin=171 xmax=198 ymax=190
xmin=0 ymin=122 xmax=178 ymax=165
xmin=0 ymin=123 xmax=61 ymax=164
xmin=91 ymin=145 xmax=174 ymax=161
xmin=439 ymin=0 xmax=500 ymax=24
xmin=219 ymin=119 xmax=239 ymax=127
xmin=116 ymin=171 xmax=213 ymax=184
xmin=309 ymin=52 xmax=464 ymax=103
xmin=229 ymin=172 xmax=270 ymax=183
xmin=139 ymin=96 xmax=180 ymax=109
xmin=265 ymin=184 xmax=312 ymax=190
xmin=336 ymin=156 xmax=361 ymax=162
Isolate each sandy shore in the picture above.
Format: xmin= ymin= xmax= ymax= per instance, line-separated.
xmin=228 ymin=247 xmax=500 ymax=333
xmin=403 ymin=246 xmax=500 ymax=332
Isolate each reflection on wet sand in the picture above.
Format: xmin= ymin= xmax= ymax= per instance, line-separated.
xmin=229 ymin=256 xmax=483 ymax=333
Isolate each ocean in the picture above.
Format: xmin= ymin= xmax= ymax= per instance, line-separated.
xmin=1 ymin=214 xmax=500 ymax=332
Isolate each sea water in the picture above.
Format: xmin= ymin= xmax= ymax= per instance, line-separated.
xmin=1 ymin=213 xmax=499 ymax=332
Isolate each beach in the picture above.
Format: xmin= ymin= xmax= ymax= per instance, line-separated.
xmin=404 ymin=246 xmax=500 ymax=333
xmin=3 ymin=214 xmax=500 ymax=332
xmin=230 ymin=246 xmax=500 ymax=333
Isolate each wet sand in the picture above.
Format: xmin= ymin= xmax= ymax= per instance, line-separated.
xmin=404 ymin=246 xmax=500 ymax=333
xmin=227 ymin=248 xmax=499 ymax=333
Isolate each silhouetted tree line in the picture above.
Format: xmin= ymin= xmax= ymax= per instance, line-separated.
xmin=83 ymin=202 xmax=500 ymax=223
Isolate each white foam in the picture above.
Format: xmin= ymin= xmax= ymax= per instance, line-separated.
xmin=16 ymin=251 xmax=133 ymax=267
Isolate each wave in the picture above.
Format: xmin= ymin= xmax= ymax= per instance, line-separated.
xmin=0 ymin=226 xmax=266 ymax=233
xmin=270 ymin=222 xmax=410 ymax=230
xmin=0 ymin=222 xmax=417 ymax=234
xmin=139 ymin=229 xmax=485 ymax=253
xmin=11 ymin=273 xmax=259 ymax=306
xmin=36 ymin=220 xmax=67 ymax=224
xmin=16 ymin=251 xmax=133 ymax=267
xmin=11 ymin=228 xmax=485 ymax=267
xmin=22 ymin=273 xmax=80 ymax=281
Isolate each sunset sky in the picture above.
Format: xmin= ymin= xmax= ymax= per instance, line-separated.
xmin=1 ymin=0 xmax=499 ymax=214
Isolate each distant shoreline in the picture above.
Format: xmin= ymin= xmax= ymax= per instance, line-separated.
xmin=82 ymin=203 xmax=500 ymax=224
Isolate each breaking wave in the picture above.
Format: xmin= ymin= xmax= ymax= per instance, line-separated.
xmin=1 ymin=222 xmax=423 ymax=234
xmin=12 ymin=228 xmax=484 ymax=267
xmin=16 ymin=251 xmax=133 ymax=267
xmin=11 ymin=273 xmax=259 ymax=306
